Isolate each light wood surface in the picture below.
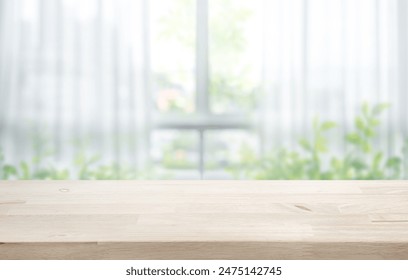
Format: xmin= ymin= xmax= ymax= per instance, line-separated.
xmin=1 ymin=181 xmax=408 ymax=259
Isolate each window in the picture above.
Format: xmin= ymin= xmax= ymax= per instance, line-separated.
xmin=149 ymin=0 xmax=262 ymax=178
xmin=1 ymin=0 xmax=407 ymax=180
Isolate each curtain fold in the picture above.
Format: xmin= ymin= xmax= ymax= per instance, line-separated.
xmin=0 ymin=0 xmax=407 ymax=178
xmin=0 ymin=0 xmax=148 ymax=177
xmin=261 ymin=0 xmax=406 ymax=159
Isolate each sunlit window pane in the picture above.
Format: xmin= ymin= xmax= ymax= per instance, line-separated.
xmin=209 ymin=0 xmax=262 ymax=114
xmin=150 ymin=0 xmax=196 ymax=115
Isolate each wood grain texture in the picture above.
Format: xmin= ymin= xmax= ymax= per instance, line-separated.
xmin=0 ymin=180 xmax=408 ymax=259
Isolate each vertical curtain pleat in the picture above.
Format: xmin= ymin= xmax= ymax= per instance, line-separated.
xmin=0 ymin=0 xmax=147 ymax=177
xmin=54 ymin=0 xmax=63 ymax=161
xmin=0 ymin=0 xmax=407 ymax=178
xmin=397 ymin=0 xmax=408 ymax=177
xmin=261 ymin=0 xmax=405 ymax=167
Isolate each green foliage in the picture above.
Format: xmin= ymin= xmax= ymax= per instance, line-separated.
xmin=162 ymin=133 xmax=197 ymax=169
xmin=157 ymin=0 xmax=258 ymax=113
xmin=329 ymin=103 xmax=399 ymax=179
xmin=229 ymin=120 xmax=338 ymax=180
xmin=0 ymin=141 xmax=71 ymax=179
xmin=1 ymin=103 xmax=406 ymax=180
xmin=158 ymin=0 xmax=196 ymax=49
xmin=231 ymin=103 xmax=408 ymax=179
xmin=0 ymin=146 xmax=163 ymax=180
xmin=208 ymin=0 xmax=258 ymax=113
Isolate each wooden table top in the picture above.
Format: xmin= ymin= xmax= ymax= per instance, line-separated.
xmin=1 ymin=181 xmax=408 ymax=259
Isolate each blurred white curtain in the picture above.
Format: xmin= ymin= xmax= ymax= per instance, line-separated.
xmin=261 ymin=0 xmax=408 ymax=159
xmin=1 ymin=0 xmax=408 ymax=176
xmin=0 ymin=0 xmax=149 ymax=171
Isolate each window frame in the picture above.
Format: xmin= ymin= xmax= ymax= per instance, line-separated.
xmin=146 ymin=0 xmax=258 ymax=178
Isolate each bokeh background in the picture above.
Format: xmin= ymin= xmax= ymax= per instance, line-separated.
xmin=1 ymin=0 xmax=408 ymax=179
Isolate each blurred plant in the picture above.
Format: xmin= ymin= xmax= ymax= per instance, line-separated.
xmin=1 ymin=103 xmax=406 ymax=180
xmin=0 ymin=139 xmax=70 ymax=180
xmin=230 ymin=103 xmax=408 ymax=179
xmin=330 ymin=103 xmax=402 ymax=179
xmin=0 ymin=148 xmax=17 ymax=179
xmin=161 ymin=134 xmax=197 ymax=169
xmin=74 ymin=150 xmax=166 ymax=179
xmin=0 ymin=145 xmax=165 ymax=180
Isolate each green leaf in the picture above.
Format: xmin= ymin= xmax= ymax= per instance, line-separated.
xmin=20 ymin=162 xmax=30 ymax=179
xmin=369 ymin=118 xmax=380 ymax=127
xmin=350 ymin=159 xmax=367 ymax=171
xmin=56 ymin=169 xmax=70 ymax=180
xmin=346 ymin=133 xmax=361 ymax=145
xmin=3 ymin=165 xmax=17 ymax=179
xmin=362 ymin=142 xmax=372 ymax=153
xmin=330 ymin=158 xmax=342 ymax=170
xmin=74 ymin=154 xmax=85 ymax=166
xmin=3 ymin=165 xmax=17 ymax=174
xmin=299 ymin=138 xmax=311 ymax=151
xmin=355 ymin=116 xmax=365 ymax=132
xmin=372 ymin=103 xmax=390 ymax=116
xmin=372 ymin=152 xmax=383 ymax=169
xmin=386 ymin=157 xmax=401 ymax=169
xmin=364 ymin=127 xmax=375 ymax=138
xmin=315 ymin=136 xmax=327 ymax=152
xmin=320 ymin=121 xmax=337 ymax=131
